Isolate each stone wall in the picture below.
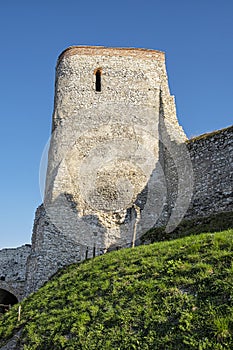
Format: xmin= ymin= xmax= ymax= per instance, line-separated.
xmin=157 ymin=125 xmax=233 ymax=230
xmin=24 ymin=47 xmax=233 ymax=296
xmin=186 ymin=125 xmax=233 ymax=218
xmin=1 ymin=47 xmax=232 ymax=302
xmin=44 ymin=46 xmax=186 ymax=252
xmin=18 ymin=123 xmax=233 ymax=298
xmin=0 ymin=245 xmax=31 ymax=301
xmin=24 ymin=205 xmax=81 ymax=296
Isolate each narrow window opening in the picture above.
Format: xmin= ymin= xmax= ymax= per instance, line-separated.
xmin=95 ymin=70 xmax=101 ymax=92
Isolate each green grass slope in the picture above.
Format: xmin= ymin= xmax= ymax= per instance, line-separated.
xmin=0 ymin=230 xmax=233 ymax=350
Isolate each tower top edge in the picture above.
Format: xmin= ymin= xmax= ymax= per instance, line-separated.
xmin=57 ymin=46 xmax=165 ymax=65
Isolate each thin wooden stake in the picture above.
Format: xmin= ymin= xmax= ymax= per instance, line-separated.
xmin=18 ymin=305 xmax=21 ymax=322
xmin=132 ymin=205 xmax=140 ymax=248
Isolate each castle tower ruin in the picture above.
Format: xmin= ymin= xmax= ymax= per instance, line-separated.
xmin=25 ymin=46 xmax=187 ymax=294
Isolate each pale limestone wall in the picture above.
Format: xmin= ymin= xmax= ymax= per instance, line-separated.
xmin=45 ymin=46 xmax=186 ymax=249
xmin=0 ymin=245 xmax=31 ymax=301
xmin=24 ymin=46 xmax=186 ymax=294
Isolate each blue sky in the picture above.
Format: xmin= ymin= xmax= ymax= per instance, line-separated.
xmin=0 ymin=0 xmax=232 ymax=248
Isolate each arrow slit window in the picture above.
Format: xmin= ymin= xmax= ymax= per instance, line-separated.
xmin=95 ymin=69 xmax=101 ymax=92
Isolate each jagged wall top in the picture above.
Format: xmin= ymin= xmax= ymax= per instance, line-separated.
xmin=57 ymin=46 xmax=165 ymax=66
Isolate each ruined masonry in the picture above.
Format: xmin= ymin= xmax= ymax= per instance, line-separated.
xmin=0 ymin=46 xmax=232 ymax=307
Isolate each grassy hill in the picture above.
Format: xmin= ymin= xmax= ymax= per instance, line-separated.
xmin=0 ymin=229 xmax=233 ymax=349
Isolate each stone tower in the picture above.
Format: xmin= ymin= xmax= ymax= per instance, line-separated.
xmin=25 ymin=46 xmax=187 ymax=294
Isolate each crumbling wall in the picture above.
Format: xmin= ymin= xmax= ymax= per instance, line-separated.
xmin=24 ymin=205 xmax=82 ymax=296
xmin=0 ymin=245 xmax=31 ymax=301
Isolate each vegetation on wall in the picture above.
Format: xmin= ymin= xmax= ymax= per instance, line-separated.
xmin=0 ymin=228 xmax=233 ymax=349
xmin=187 ymin=125 xmax=233 ymax=143
xmin=141 ymin=211 xmax=233 ymax=244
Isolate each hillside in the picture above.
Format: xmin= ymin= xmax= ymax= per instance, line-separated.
xmin=0 ymin=229 xmax=233 ymax=349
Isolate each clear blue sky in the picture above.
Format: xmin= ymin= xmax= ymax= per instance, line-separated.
xmin=0 ymin=0 xmax=232 ymax=248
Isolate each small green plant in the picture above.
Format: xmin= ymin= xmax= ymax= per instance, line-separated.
xmin=213 ymin=315 xmax=232 ymax=343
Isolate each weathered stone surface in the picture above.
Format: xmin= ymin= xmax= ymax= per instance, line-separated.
xmin=0 ymin=330 xmax=22 ymax=350
xmin=186 ymin=126 xmax=233 ymax=218
xmin=0 ymin=46 xmax=232 ymax=301
xmin=24 ymin=46 xmax=186 ymax=291
xmin=0 ymin=245 xmax=31 ymax=301
xmin=159 ymin=125 xmax=233 ymax=228
xmin=25 ymin=205 xmax=81 ymax=295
